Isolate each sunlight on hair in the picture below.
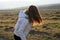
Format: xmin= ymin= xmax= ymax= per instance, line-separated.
xmin=33 ymin=20 xmax=45 ymax=26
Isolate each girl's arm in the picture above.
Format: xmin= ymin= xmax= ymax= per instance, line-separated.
xmin=16 ymin=18 xmax=29 ymax=40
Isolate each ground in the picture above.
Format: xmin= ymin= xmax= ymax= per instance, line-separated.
xmin=0 ymin=9 xmax=60 ymax=40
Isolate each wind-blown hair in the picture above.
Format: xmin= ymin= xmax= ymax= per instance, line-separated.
xmin=25 ymin=5 xmax=42 ymax=24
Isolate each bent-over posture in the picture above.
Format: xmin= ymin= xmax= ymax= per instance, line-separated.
xmin=14 ymin=5 xmax=42 ymax=40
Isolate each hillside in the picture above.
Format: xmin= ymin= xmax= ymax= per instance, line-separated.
xmin=39 ymin=3 xmax=60 ymax=9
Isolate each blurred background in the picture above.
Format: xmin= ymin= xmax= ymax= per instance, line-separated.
xmin=0 ymin=0 xmax=60 ymax=40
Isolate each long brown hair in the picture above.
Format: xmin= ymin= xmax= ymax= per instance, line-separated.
xmin=25 ymin=5 xmax=42 ymax=24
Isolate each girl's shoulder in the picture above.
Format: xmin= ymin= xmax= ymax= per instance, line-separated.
xmin=18 ymin=10 xmax=28 ymax=18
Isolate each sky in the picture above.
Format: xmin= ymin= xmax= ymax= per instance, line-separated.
xmin=0 ymin=0 xmax=60 ymax=9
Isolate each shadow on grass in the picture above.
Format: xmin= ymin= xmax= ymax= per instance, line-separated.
xmin=29 ymin=30 xmax=51 ymax=35
xmin=0 ymin=35 xmax=9 ymax=40
xmin=54 ymin=33 xmax=60 ymax=38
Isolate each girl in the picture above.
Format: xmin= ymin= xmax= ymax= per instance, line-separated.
xmin=14 ymin=5 xmax=42 ymax=40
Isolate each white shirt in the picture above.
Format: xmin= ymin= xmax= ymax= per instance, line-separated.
xmin=14 ymin=10 xmax=32 ymax=40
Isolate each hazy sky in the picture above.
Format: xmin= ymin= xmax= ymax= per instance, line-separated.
xmin=0 ymin=0 xmax=60 ymax=9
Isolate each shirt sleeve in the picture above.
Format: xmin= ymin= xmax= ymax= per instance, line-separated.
xmin=18 ymin=10 xmax=25 ymax=18
xmin=24 ymin=24 xmax=32 ymax=36
xmin=16 ymin=18 xmax=28 ymax=40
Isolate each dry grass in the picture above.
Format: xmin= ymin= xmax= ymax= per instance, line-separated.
xmin=0 ymin=9 xmax=60 ymax=40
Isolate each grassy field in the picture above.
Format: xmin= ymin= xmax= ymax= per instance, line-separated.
xmin=0 ymin=9 xmax=60 ymax=40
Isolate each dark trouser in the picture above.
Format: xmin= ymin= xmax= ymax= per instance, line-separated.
xmin=14 ymin=34 xmax=21 ymax=40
